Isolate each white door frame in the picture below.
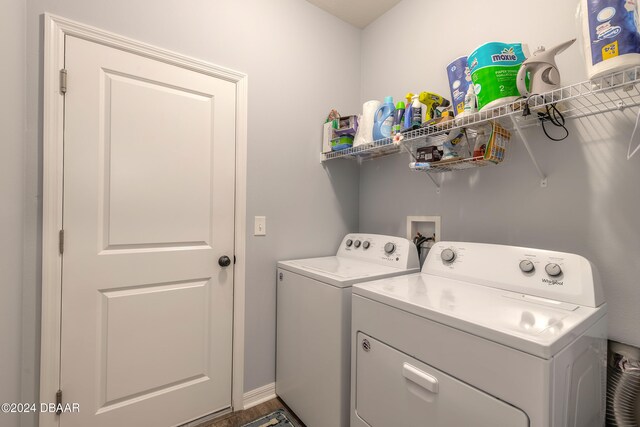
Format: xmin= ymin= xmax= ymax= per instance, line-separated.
xmin=40 ymin=14 xmax=248 ymax=427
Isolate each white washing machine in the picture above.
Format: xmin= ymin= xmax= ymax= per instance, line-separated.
xmin=351 ymin=241 xmax=607 ymax=427
xmin=276 ymin=233 xmax=419 ymax=427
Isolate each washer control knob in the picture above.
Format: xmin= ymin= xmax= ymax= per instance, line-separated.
xmin=519 ymin=260 xmax=535 ymax=273
xmin=545 ymin=263 xmax=562 ymax=277
xmin=384 ymin=243 xmax=396 ymax=254
xmin=441 ymin=248 xmax=456 ymax=263
xmin=354 ymin=240 xmax=361 ymax=248
xmin=345 ymin=239 xmax=353 ymax=247
xmin=362 ymin=241 xmax=370 ymax=249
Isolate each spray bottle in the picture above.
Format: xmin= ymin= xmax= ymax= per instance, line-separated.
xmin=404 ymin=93 xmax=414 ymax=129
xmin=411 ymin=95 xmax=423 ymax=128
xmin=392 ymin=102 xmax=405 ymax=135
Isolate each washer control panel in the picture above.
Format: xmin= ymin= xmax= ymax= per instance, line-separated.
xmin=424 ymin=241 xmax=603 ymax=307
xmin=338 ymin=233 xmax=419 ymax=270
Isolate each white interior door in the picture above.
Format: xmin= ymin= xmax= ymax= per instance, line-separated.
xmin=60 ymin=35 xmax=236 ymax=427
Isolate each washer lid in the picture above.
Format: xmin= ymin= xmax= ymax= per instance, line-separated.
xmin=278 ymin=256 xmax=418 ymax=288
xmin=353 ymin=273 xmax=607 ymax=359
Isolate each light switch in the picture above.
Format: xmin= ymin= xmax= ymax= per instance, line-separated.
xmin=254 ymin=216 xmax=266 ymax=236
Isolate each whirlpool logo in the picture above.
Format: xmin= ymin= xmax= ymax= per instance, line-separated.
xmin=491 ymin=47 xmax=518 ymax=62
xmin=542 ymin=278 xmax=564 ymax=286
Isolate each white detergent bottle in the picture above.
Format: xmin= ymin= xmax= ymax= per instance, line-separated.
xmin=411 ymin=95 xmax=422 ymax=128
xmin=463 ymin=83 xmax=477 ymax=114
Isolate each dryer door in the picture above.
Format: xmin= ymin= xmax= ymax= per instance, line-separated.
xmin=355 ymin=333 xmax=529 ymax=427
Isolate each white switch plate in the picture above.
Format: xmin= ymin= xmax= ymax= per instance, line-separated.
xmin=254 ymin=216 xmax=266 ymax=236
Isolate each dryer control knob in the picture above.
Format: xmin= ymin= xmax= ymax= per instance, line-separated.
xmin=362 ymin=241 xmax=370 ymax=249
xmin=441 ymin=248 xmax=456 ymax=263
xmin=384 ymin=243 xmax=396 ymax=254
xmin=545 ymin=263 xmax=562 ymax=277
xmin=346 ymin=239 xmax=353 ymax=247
xmin=354 ymin=240 xmax=361 ymax=248
xmin=519 ymin=260 xmax=535 ymax=273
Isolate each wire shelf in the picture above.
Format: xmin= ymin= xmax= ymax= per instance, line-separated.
xmin=321 ymin=66 xmax=640 ymax=163
xmin=322 ymin=137 xmax=398 ymax=161
xmin=410 ymin=156 xmax=497 ymax=173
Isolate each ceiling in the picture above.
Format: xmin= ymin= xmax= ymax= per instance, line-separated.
xmin=305 ymin=0 xmax=402 ymax=28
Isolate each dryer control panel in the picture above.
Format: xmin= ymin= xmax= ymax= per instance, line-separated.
xmin=338 ymin=234 xmax=419 ymax=270
xmin=424 ymin=241 xmax=604 ymax=308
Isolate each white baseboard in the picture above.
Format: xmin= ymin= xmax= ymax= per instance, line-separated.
xmin=243 ymin=382 xmax=276 ymax=410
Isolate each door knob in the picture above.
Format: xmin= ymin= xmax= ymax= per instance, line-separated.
xmin=218 ymin=255 xmax=231 ymax=267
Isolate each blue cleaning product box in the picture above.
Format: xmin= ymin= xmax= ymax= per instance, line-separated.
xmin=446 ymin=56 xmax=472 ymax=116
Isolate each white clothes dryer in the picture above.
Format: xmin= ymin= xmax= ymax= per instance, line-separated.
xmin=351 ymin=241 xmax=607 ymax=427
xmin=276 ymin=233 xmax=419 ymax=427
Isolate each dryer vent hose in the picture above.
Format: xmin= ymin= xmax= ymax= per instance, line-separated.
xmin=607 ymin=341 xmax=640 ymax=426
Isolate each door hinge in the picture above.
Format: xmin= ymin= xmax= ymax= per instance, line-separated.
xmin=59 ymin=229 xmax=64 ymax=255
xmin=55 ymin=389 xmax=62 ymax=415
xmin=59 ymin=69 xmax=67 ymax=94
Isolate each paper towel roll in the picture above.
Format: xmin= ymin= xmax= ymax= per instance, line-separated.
xmin=354 ymin=100 xmax=381 ymax=147
xmin=581 ymin=0 xmax=640 ymax=79
xmin=468 ymin=42 xmax=528 ymax=111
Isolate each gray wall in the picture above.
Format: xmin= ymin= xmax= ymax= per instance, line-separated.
xmin=1 ymin=1 xmax=26 ymax=427
xmin=20 ymin=1 xmax=360 ymax=420
xmin=359 ymin=0 xmax=640 ymax=347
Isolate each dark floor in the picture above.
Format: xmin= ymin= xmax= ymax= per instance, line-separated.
xmin=200 ymin=398 xmax=304 ymax=427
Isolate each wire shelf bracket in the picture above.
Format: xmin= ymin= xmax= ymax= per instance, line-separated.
xmin=509 ymin=115 xmax=548 ymax=188
xmin=426 ymin=173 xmax=441 ymax=193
